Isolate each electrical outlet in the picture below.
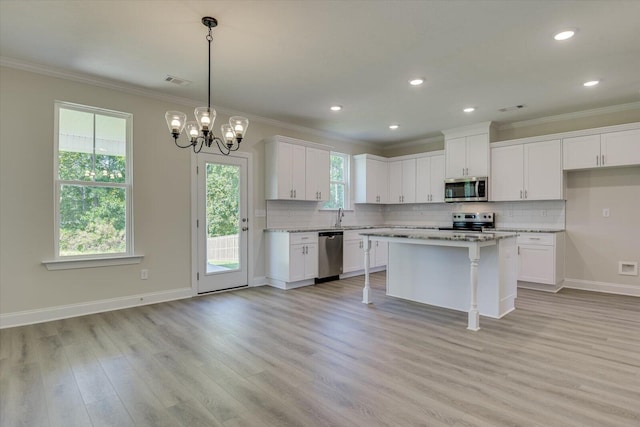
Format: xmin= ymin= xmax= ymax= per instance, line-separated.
xmin=602 ymin=208 xmax=610 ymax=218
xmin=140 ymin=269 xmax=149 ymax=280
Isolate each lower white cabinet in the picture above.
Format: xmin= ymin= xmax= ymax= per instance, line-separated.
xmin=517 ymin=232 xmax=565 ymax=290
xmin=343 ymin=230 xmax=388 ymax=274
xmin=266 ymin=232 xmax=318 ymax=288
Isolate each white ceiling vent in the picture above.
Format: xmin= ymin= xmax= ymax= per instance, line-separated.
xmin=498 ymin=104 xmax=526 ymax=113
xmin=163 ymin=75 xmax=192 ymax=86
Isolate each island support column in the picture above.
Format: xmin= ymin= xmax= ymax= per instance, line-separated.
xmin=467 ymin=244 xmax=480 ymax=331
xmin=362 ymin=236 xmax=372 ymax=304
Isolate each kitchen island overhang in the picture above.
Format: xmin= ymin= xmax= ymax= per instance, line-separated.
xmin=359 ymin=230 xmax=518 ymax=331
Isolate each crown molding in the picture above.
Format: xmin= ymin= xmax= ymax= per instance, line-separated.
xmin=498 ymin=102 xmax=640 ymax=131
xmin=0 ymin=56 xmax=377 ymax=150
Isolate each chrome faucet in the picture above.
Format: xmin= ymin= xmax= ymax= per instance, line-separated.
xmin=335 ymin=208 xmax=344 ymax=228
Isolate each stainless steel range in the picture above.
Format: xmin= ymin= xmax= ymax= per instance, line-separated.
xmin=439 ymin=212 xmax=495 ymax=232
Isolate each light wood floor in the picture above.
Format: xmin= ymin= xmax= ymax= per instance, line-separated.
xmin=1 ymin=272 xmax=639 ymax=426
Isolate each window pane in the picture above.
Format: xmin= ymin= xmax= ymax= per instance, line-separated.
xmin=330 ymin=154 xmax=345 ymax=182
xmin=324 ymin=183 xmax=344 ymax=209
xmin=206 ymin=163 xmax=240 ymax=272
xmin=59 ymin=185 xmax=126 ymax=256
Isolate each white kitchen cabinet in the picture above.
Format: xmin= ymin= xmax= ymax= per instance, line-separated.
xmin=491 ymin=139 xmax=562 ymax=201
xmin=445 ymin=133 xmax=489 ymax=178
xmin=563 ymin=128 xmax=640 ymax=170
xmin=353 ymin=154 xmax=388 ymax=204
xmin=388 ymin=159 xmax=416 ymax=204
xmin=265 ymin=232 xmax=318 ymax=288
xmin=305 ymin=147 xmax=330 ymax=201
xmin=517 ymin=232 xmax=565 ymax=290
xmin=342 ymin=230 xmax=387 ymax=274
xmin=265 ymin=136 xmax=331 ymax=201
xmin=415 ymin=153 xmax=445 ymax=203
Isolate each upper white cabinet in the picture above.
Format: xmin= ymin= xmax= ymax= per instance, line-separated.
xmin=265 ymin=136 xmax=331 ymax=201
xmin=388 ymin=159 xmax=416 ymax=204
xmin=305 ymin=147 xmax=330 ymax=201
xmin=491 ymin=139 xmax=563 ymax=201
xmin=354 ymin=154 xmax=389 ymax=204
xmin=563 ymin=128 xmax=640 ymax=170
xmin=415 ymin=153 xmax=445 ymax=203
xmin=443 ymin=122 xmax=494 ymax=178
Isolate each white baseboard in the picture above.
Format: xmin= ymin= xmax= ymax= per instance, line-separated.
xmin=0 ymin=287 xmax=193 ymax=329
xmin=266 ymin=278 xmax=315 ymax=290
xmin=250 ymin=276 xmax=268 ymax=287
xmin=562 ymin=278 xmax=639 ymax=297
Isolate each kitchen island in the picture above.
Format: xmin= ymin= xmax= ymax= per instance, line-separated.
xmin=360 ymin=230 xmax=518 ymax=331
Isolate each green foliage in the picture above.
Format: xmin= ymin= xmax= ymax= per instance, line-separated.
xmin=206 ymin=163 xmax=239 ymax=237
xmin=323 ymin=153 xmax=346 ymax=209
xmin=58 ymin=151 xmax=127 ymax=255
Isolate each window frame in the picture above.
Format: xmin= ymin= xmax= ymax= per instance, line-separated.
xmin=53 ymin=101 xmax=134 ymax=260
xmin=322 ymin=151 xmax=351 ymax=211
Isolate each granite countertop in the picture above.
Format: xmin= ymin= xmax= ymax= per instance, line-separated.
xmin=264 ymin=225 xmax=439 ymax=233
xmin=490 ymin=228 xmax=565 ymax=233
xmin=360 ymin=230 xmax=518 ymax=242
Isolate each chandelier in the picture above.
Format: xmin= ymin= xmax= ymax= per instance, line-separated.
xmin=165 ymin=17 xmax=249 ymax=155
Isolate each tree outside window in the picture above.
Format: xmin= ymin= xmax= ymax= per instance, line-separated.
xmin=323 ymin=152 xmax=350 ymax=210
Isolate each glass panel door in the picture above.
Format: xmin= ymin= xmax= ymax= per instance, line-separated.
xmin=197 ymin=154 xmax=248 ymax=293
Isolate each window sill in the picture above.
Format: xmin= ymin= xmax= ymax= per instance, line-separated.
xmin=42 ymin=255 xmax=144 ymax=271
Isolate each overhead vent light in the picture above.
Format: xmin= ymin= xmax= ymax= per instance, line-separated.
xmin=498 ymin=104 xmax=526 ymax=113
xmin=164 ymin=75 xmax=192 ymax=86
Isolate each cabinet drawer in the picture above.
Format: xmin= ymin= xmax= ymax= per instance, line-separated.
xmin=517 ymin=233 xmax=554 ymax=246
xmin=290 ymin=232 xmax=318 ymax=245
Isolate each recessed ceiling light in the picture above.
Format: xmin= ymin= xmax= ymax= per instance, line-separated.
xmin=583 ymin=80 xmax=600 ymax=87
xmin=330 ymin=105 xmax=342 ymax=111
xmin=554 ymin=29 xmax=576 ymax=41
xmin=463 ymin=107 xmax=475 ymax=113
xmin=389 ymin=124 xmax=399 ymax=130
xmin=409 ymin=78 xmax=424 ymax=86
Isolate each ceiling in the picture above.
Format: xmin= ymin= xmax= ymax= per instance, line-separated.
xmin=1 ymin=1 xmax=639 ymax=145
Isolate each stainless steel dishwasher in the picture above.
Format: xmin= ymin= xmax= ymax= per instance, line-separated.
xmin=317 ymin=231 xmax=343 ymax=282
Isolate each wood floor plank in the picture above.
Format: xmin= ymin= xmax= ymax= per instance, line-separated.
xmin=1 ymin=271 xmax=639 ymax=426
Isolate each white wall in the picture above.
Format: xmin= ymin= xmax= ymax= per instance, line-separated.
xmin=0 ymin=65 xmax=378 ymax=321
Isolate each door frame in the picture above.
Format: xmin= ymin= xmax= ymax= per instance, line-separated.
xmin=190 ymin=148 xmax=254 ymax=295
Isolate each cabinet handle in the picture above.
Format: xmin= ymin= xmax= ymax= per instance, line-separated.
xmin=518 ymin=246 xmax=520 ymax=255
xmin=319 ymin=191 xmax=322 ymax=199
xmin=290 ymin=189 xmax=293 ymax=198
xmin=294 ymin=189 xmax=297 ymax=198
xmin=601 ymin=154 xmax=605 ymax=166
xmin=520 ymin=190 xmax=523 ymax=199
xmin=524 ymin=190 xmax=528 ymax=199
xmin=596 ymin=155 xmax=599 ymax=166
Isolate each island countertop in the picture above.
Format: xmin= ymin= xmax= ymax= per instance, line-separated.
xmin=359 ymin=229 xmax=517 ymax=242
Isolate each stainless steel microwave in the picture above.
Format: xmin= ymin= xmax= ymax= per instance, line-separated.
xmin=444 ymin=177 xmax=488 ymax=202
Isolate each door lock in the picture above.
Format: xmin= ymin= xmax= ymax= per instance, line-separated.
xmin=242 ymin=227 xmax=249 ymax=231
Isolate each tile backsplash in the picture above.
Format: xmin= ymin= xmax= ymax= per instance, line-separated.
xmin=266 ymin=200 xmax=565 ymax=230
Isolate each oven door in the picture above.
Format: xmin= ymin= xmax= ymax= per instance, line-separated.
xmin=444 ymin=178 xmax=488 ymax=202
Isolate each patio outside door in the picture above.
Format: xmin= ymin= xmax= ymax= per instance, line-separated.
xmin=197 ymin=154 xmax=248 ymax=293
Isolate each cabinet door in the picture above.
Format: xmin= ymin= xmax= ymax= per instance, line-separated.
xmin=373 ymin=240 xmax=388 ymax=267
xmin=291 ymin=144 xmax=306 ymax=199
xmin=524 ymin=139 xmax=562 ymax=200
xmin=276 ymin=142 xmax=293 ymax=199
xmin=518 ymin=245 xmax=555 ymax=284
xmin=388 ymin=161 xmax=403 ymax=203
xmin=562 ymin=134 xmax=601 ymax=170
xmin=445 ymin=137 xmax=467 ymax=178
xmin=491 ymin=145 xmax=523 ymax=201
xmin=429 ymin=155 xmax=446 ymax=203
xmin=466 ymin=134 xmax=489 ymax=177
xmin=305 ymin=148 xmax=330 ymax=201
xmin=343 ymin=239 xmax=364 ymax=273
xmin=415 ymin=157 xmax=431 ymax=203
xmin=289 ymin=244 xmax=306 ymax=281
xmin=304 ymin=243 xmax=318 ymax=279
xmin=601 ymin=129 xmax=640 ymax=167
xmin=364 ymin=159 xmax=381 ymax=203
xmin=402 ymin=159 xmax=416 ymax=203
xmin=374 ymin=160 xmax=389 ymax=203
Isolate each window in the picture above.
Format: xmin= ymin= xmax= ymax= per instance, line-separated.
xmin=54 ymin=102 xmax=132 ymax=258
xmin=323 ymin=152 xmax=350 ymax=210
